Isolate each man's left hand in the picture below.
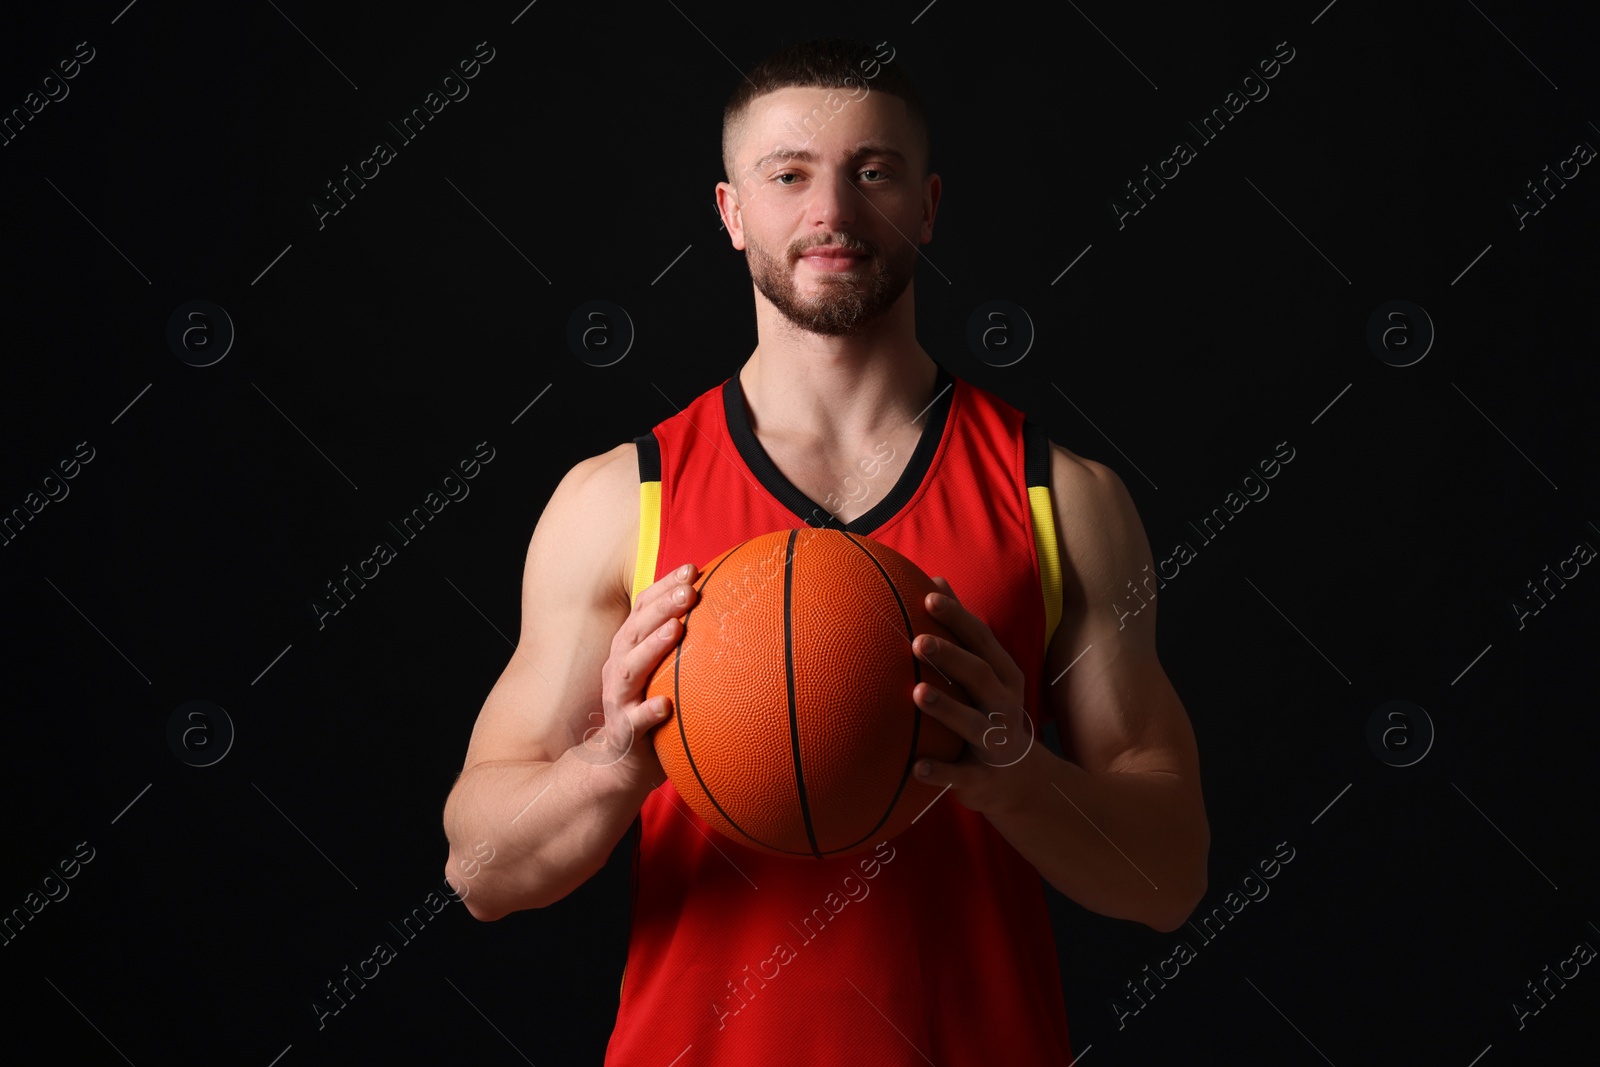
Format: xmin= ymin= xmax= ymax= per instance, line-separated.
xmin=911 ymin=576 xmax=1045 ymax=817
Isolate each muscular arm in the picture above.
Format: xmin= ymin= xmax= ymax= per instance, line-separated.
xmin=440 ymin=445 xmax=691 ymax=921
xmin=985 ymin=444 xmax=1209 ymax=932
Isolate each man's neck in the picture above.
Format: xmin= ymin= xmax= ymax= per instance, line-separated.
xmin=739 ymin=299 xmax=940 ymax=448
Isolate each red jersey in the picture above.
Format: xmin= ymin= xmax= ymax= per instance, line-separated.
xmin=604 ymin=360 xmax=1074 ymax=1065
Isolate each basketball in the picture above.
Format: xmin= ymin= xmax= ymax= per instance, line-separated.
xmin=645 ymin=528 xmax=969 ymax=859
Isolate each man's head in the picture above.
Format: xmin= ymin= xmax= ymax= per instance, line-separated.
xmin=716 ymin=38 xmax=939 ymax=337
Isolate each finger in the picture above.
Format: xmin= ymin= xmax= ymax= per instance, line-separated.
xmin=628 ymin=689 xmax=673 ymax=733
xmin=913 ymin=631 xmax=986 ymax=697
xmin=914 ymin=755 xmax=968 ymax=788
xmin=916 ymin=680 xmax=990 ymax=748
xmin=629 ymin=563 xmax=699 ymax=644
xmin=923 ymin=586 xmax=1014 ymax=683
xmin=620 ymin=615 xmax=686 ymax=695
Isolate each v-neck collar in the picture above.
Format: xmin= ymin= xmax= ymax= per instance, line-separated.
xmin=721 ymin=360 xmax=956 ymax=535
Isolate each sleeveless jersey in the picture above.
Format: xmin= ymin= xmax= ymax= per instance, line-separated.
xmin=603 ymin=359 xmax=1075 ymax=1065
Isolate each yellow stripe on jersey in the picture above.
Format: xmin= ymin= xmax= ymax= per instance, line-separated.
xmin=1028 ymin=484 xmax=1063 ymax=650
xmin=632 ymin=479 xmax=661 ymax=608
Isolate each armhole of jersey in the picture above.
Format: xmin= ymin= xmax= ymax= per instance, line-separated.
xmin=623 ymin=433 xmax=661 ymax=1003
xmin=631 ymin=432 xmax=662 ymax=608
xmin=1023 ymin=420 xmax=1064 ymax=657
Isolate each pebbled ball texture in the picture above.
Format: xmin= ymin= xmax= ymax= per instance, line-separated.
xmin=646 ymin=528 xmax=969 ymax=859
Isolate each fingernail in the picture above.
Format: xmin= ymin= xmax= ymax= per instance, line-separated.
xmin=677 ymin=564 xmax=691 ymax=580
xmin=916 ymin=761 xmax=932 ymax=777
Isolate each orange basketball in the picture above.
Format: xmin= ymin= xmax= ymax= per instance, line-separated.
xmin=646 ymin=528 xmax=969 ymax=859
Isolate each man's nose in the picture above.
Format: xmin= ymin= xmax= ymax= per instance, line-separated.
xmin=807 ymin=168 xmax=858 ymax=231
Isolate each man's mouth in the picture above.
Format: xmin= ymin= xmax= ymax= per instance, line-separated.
xmin=799 ymin=246 xmax=869 ymax=271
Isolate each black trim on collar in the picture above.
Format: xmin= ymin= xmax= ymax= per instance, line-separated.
xmin=722 ymin=360 xmax=956 ymax=535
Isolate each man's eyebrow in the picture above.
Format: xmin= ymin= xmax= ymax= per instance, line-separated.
xmin=750 ymin=143 xmax=909 ymax=171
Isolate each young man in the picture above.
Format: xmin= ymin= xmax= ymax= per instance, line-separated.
xmin=442 ymin=38 xmax=1209 ymax=1065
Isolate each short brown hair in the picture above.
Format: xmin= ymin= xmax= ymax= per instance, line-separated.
xmin=721 ymin=37 xmax=930 ymax=184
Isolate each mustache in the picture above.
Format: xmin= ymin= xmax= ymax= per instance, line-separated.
xmin=792 ymin=236 xmax=875 ymax=257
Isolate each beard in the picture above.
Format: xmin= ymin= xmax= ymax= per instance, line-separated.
xmin=745 ymin=231 xmax=918 ymax=336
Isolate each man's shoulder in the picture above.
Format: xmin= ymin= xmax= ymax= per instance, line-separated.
xmin=559 ymin=441 xmax=643 ymax=609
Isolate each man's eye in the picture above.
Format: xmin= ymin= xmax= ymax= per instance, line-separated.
xmin=774 ymin=173 xmax=798 ymax=185
xmin=860 ymin=168 xmax=887 ymax=181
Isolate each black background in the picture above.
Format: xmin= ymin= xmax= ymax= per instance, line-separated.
xmin=2 ymin=1 xmax=1596 ymax=1064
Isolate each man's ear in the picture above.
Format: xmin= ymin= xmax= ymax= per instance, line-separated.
xmin=918 ymin=172 xmax=941 ymax=245
xmin=715 ymin=181 xmax=746 ymax=249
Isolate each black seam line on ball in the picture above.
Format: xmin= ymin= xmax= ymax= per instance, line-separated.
xmin=784 ymin=529 xmax=825 ymax=859
xmin=675 ymin=540 xmax=810 ymax=857
xmin=838 ymin=531 xmax=923 ymax=851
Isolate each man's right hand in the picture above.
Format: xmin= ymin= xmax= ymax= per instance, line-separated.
xmin=577 ymin=562 xmax=699 ymax=794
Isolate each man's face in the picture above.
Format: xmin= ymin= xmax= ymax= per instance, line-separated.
xmin=719 ymin=86 xmax=937 ymax=337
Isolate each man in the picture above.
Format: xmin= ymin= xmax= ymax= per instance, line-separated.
xmin=441 ymin=37 xmax=1209 ymax=1065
